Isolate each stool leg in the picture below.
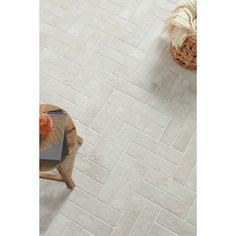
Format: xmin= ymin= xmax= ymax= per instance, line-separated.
xmin=57 ymin=164 xmax=75 ymax=189
xmin=77 ymin=135 xmax=83 ymax=144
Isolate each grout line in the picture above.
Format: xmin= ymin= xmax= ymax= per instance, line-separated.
xmin=102 ymin=40 xmax=146 ymax=63
xmin=144 ymin=178 xmax=196 ymax=206
xmin=73 ymin=165 xmax=108 ymax=185
xmin=89 ymin=90 xmax=125 ymax=132
xmin=140 ymin=178 xmax=194 ymax=206
xmin=125 ymin=151 xmax=176 ymax=179
xmin=65 ymin=199 xmax=120 ymax=228
xmin=116 ymin=105 xmax=165 ymax=129
xmin=68 ymin=187 xmax=122 ymax=215
xmin=146 ymin=210 xmax=162 ymax=236
xmin=135 ymin=191 xmax=188 ymax=221
xmin=75 ymin=153 xmax=111 ymax=173
xmin=40 ymin=88 xmax=84 ymax=114
xmin=127 ymin=208 xmax=143 ymax=236
xmin=131 ymin=140 xmax=180 ymax=166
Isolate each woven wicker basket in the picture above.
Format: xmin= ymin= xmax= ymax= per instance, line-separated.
xmin=170 ymin=35 xmax=196 ymax=70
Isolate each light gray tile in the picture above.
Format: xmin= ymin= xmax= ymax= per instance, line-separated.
xmin=148 ymin=223 xmax=177 ymax=236
xmin=79 ymin=85 xmax=113 ymax=126
xmin=75 ymin=122 xmax=100 ymax=145
xmin=40 ymin=22 xmax=76 ymax=46
xmin=41 ymin=0 xmax=67 ymax=17
xmin=97 ymin=43 xmax=140 ymax=71
xmin=61 ymin=222 xmax=83 ymax=236
xmin=119 ymin=0 xmax=143 ymax=19
xmin=72 ymin=169 xmax=102 ymax=197
xmin=113 ymin=66 xmax=156 ymax=93
xmin=157 ymin=210 xmax=196 ymax=236
xmin=40 ymin=87 xmax=83 ymax=120
xmin=160 ymin=104 xmax=190 ymax=146
xmin=98 ymin=155 xmax=134 ymax=204
xmin=67 ymin=3 xmax=98 ymax=37
xmin=104 ymin=36 xmax=146 ymax=61
xmin=87 ymin=0 xmax=122 ymax=15
xmin=116 ymin=106 xmax=163 ymax=140
xmin=91 ymin=90 xmax=124 ymax=133
xmin=40 ymin=33 xmax=69 ymax=55
xmin=61 ymin=201 xmax=113 ymax=236
xmin=174 ymin=136 xmax=196 ymax=184
xmin=129 ymin=198 xmax=161 ymax=236
xmin=78 ymin=141 xmax=94 ymax=157
xmin=40 ymin=9 xmax=58 ymax=26
xmin=145 ymin=168 xmax=196 ymax=205
xmin=129 ymin=0 xmax=155 ymax=24
xmin=126 ymin=142 xmax=177 ymax=177
xmin=133 ymin=132 xmax=182 ymax=164
xmin=81 ymin=230 xmax=95 ymax=236
xmin=138 ymin=18 xmax=164 ymax=52
xmin=173 ymin=109 xmax=196 ymax=152
xmin=45 ymin=79 xmax=89 ymax=109
xmin=89 ymin=125 xmax=136 ymax=170
xmin=101 ymin=118 xmax=124 ymax=141
xmin=69 ymin=188 xmax=121 ymax=226
xmin=125 ymin=14 xmax=157 ymax=46
xmin=111 ymin=161 xmax=147 ymax=212
xmin=122 ymin=96 xmax=170 ymax=128
xmin=148 ymin=71 xmax=178 ymax=111
xmin=65 ymin=27 xmax=105 ymax=64
xmin=107 ymin=75 xmax=152 ymax=103
xmin=75 ymin=155 xmax=110 ymax=184
xmin=40 ymin=48 xmax=82 ymax=76
xmin=137 ymin=182 xmax=190 ymax=218
xmin=187 ymin=200 xmax=196 ymax=226
xmin=111 ymin=195 xmax=143 ymax=236
xmin=89 ymin=16 xmax=131 ymax=41
xmin=186 ymin=164 xmax=197 ymax=192
xmin=44 ymin=213 xmax=71 ymax=236
xmin=41 ymin=60 xmax=74 ymax=87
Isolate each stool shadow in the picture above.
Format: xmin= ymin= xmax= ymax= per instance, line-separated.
xmin=40 ymin=178 xmax=72 ymax=234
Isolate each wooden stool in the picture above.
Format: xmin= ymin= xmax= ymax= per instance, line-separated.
xmin=40 ymin=104 xmax=83 ymax=189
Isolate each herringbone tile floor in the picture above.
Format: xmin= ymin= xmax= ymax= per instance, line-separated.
xmin=40 ymin=0 xmax=196 ymax=235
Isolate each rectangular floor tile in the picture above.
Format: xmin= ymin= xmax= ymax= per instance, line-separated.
xmin=145 ymin=168 xmax=196 ymax=205
xmin=98 ymin=155 xmax=134 ymax=204
xmin=126 ymin=142 xmax=177 ymax=177
xmin=75 ymin=155 xmax=110 ymax=184
xmin=174 ymin=136 xmax=196 ymax=184
xmin=110 ymin=160 xmax=147 ymax=212
xmin=61 ymin=201 xmax=113 ymax=236
xmin=137 ymin=181 xmax=190 ymax=218
xmin=148 ymin=223 xmax=177 ymax=236
xmin=72 ymin=169 xmax=102 ymax=197
xmin=107 ymin=75 xmax=152 ymax=103
xmin=157 ymin=210 xmax=196 ymax=236
xmin=122 ymin=96 xmax=170 ymax=127
xmin=113 ymin=65 xmax=156 ymax=93
xmin=69 ymin=188 xmax=121 ymax=226
xmin=133 ymin=132 xmax=182 ymax=164
xmin=91 ymin=90 xmax=124 ymax=133
xmin=116 ymin=106 xmax=163 ymax=139
xmin=111 ymin=195 xmax=143 ymax=236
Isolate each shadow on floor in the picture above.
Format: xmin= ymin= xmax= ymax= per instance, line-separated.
xmin=40 ymin=178 xmax=72 ymax=234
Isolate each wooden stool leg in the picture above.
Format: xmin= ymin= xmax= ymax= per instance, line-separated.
xmin=57 ymin=164 xmax=75 ymax=189
xmin=77 ymin=135 xmax=83 ymax=144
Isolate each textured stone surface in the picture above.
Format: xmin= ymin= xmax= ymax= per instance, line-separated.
xmin=40 ymin=0 xmax=196 ymax=234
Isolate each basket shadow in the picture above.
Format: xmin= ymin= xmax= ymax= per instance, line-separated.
xmin=147 ymin=38 xmax=196 ymax=116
